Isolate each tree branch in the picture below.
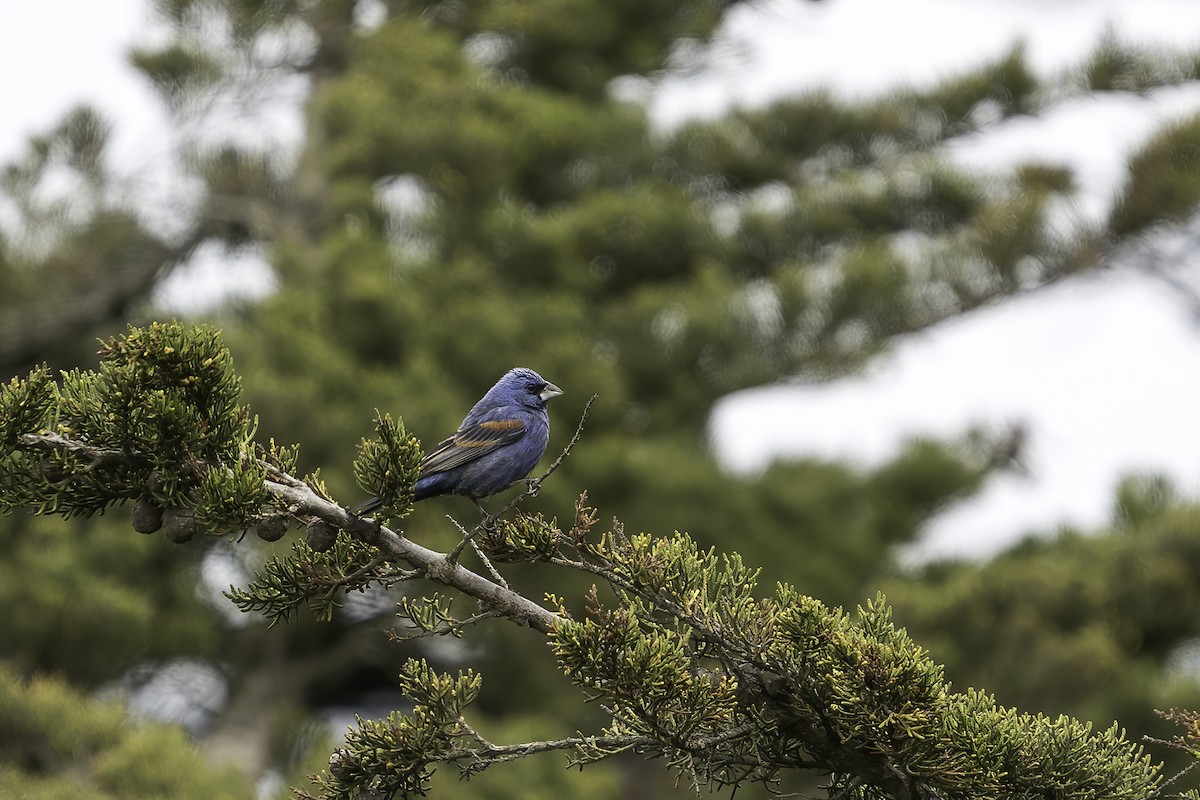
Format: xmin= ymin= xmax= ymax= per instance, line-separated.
xmin=15 ymin=426 xmax=565 ymax=635
xmin=440 ymin=731 xmax=658 ymax=777
xmin=388 ymin=610 xmax=502 ymax=644
xmin=18 ymin=432 xmax=127 ymax=463
xmin=265 ymin=477 xmax=562 ymax=634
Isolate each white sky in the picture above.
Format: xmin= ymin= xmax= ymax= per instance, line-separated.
xmin=0 ymin=1 xmax=166 ymax=179
xmin=5 ymin=0 xmax=1200 ymax=560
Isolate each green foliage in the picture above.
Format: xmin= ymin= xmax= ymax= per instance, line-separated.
xmin=196 ymin=454 xmax=271 ymax=532
xmin=1 ymin=321 xmax=297 ymax=536
xmin=885 ymin=505 xmax=1200 ymax=751
xmin=188 ymin=147 xmax=291 ymax=247
xmin=287 ymin=503 xmax=1167 ymax=798
xmin=263 ymin=437 xmax=300 ymax=476
xmin=303 ymin=660 xmax=483 ymax=800
xmin=543 ymin=519 xmax=1162 ymax=797
xmin=53 ymin=321 xmax=249 ymax=513
xmin=555 ymin=600 xmax=742 ymax=759
xmin=446 ymin=0 xmax=732 ymax=97
xmin=0 ymin=154 xmax=178 ymax=374
xmin=225 ymin=532 xmax=384 ymax=624
xmin=88 ymin=321 xmax=250 ymax=472
xmin=1114 ymin=472 xmax=1178 ymax=527
xmin=1079 ymin=30 xmax=1200 ymax=94
xmin=0 ymin=513 xmax=221 ymax=686
xmin=353 ymin=412 xmax=422 ymax=518
xmin=0 ymin=665 xmax=252 ymax=800
xmin=128 ymin=43 xmax=226 ymax=112
xmin=396 ymin=593 xmax=471 ymax=639
xmin=667 ymin=45 xmax=1040 ymax=194
xmin=930 ymin=43 xmax=1041 ymax=122
xmin=0 ymin=365 xmax=54 ymax=447
xmin=1110 ymin=112 xmax=1200 ymax=236
xmin=0 ymin=104 xmax=110 ymax=211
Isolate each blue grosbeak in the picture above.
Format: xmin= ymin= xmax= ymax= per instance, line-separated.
xmin=352 ymin=368 xmax=563 ymax=515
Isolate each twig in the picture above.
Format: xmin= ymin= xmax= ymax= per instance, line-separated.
xmin=260 ymin=460 xmax=307 ymax=488
xmin=389 ymin=610 xmax=501 ymax=643
xmin=829 ymin=776 xmax=865 ymax=800
xmin=445 ymin=514 xmax=478 ymax=565
xmin=688 ymin=722 xmax=757 ymax=752
xmin=455 ymin=717 xmax=493 ymax=749
xmin=468 ymin=538 xmax=508 ymax=588
xmin=18 ymin=432 xmax=128 ymax=464
xmin=323 ymin=553 xmax=387 ymax=602
xmin=535 ymin=394 xmax=598 ymax=483
xmin=1143 ymin=758 xmax=1197 ymax=800
xmin=441 ymin=731 xmax=658 ymax=775
xmin=378 ymin=568 xmax=422 ymax=586
xmin=444 ymin=514 xmax=508 ymax=587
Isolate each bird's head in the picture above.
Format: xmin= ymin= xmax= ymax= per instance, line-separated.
xmin=497 ymin=367 xmax=563 ymax=410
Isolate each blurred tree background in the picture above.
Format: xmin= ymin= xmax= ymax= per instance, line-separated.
xmin=4 ymin=0 xmax=1200 ymax=796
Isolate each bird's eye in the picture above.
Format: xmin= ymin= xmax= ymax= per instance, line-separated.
xmin=526 ymin=382 xmax=543 ymax=394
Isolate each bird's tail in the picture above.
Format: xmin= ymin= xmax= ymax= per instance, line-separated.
xmin=350 ymin=496 xmax=383 ymax=516
xmin=350 ymin=475 xmax=443 ymax=516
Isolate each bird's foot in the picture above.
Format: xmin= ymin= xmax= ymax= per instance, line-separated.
xmin=524 ymin=478 xmax=542 ymax=498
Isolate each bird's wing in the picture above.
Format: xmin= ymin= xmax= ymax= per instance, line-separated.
xmin=419 ymin=417 xmax=526 ymax=476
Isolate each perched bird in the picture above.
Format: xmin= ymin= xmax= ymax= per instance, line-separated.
xmin=352 ymin=367 xmax=563 ymax=516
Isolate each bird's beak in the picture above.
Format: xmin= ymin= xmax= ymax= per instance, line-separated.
xmin=540 ymin=382 xmax=563 ymax=401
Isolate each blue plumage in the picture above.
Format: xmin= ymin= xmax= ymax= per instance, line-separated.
xmin=352 ymin=368 xmax=562 ymax=515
